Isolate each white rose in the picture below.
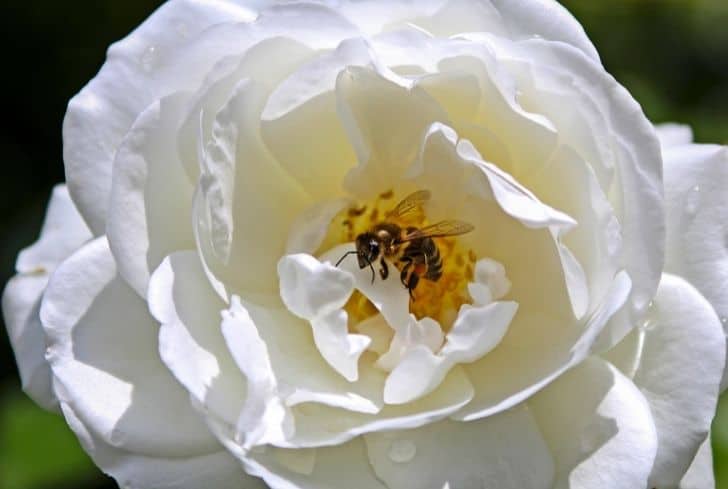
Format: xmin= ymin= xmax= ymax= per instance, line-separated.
xmin=4 ymin=1 xmax=726 ymax=488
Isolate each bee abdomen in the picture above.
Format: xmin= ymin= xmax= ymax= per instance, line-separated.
xmin=424 ymin=238 xmax=443 ymax=281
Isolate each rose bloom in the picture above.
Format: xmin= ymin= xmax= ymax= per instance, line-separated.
xmin=4 ymin=1 xmax=728 ymax=488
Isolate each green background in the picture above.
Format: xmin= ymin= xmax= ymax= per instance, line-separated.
xmin=0 ymin=1 xmax=726 ymax=488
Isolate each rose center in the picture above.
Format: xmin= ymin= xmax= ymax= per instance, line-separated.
xmin=319 ymin=190 xmax=478 ymax=331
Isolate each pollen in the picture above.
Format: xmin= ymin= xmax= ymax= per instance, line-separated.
xmin=321 ymin=190 xmax=478 ymax=331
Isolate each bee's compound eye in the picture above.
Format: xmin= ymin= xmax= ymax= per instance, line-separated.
xmin=369 ymin=241 xmax=380 ymax=256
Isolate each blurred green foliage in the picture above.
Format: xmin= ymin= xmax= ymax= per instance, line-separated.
xmin=0 ymin=387 xmax=104 ymax=489
xmin=0 ymin=1 xmax=726 ymax=488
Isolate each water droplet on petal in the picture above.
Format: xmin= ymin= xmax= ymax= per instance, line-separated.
xmin=140 ymin=46 xmax=157 ymax=72
xmin=685 ymin=185 xmax=701 ymax=216
xmin=721 ymin=317 xmax=727 ymax=326
xmin=387 ymin=439 xmax=416 ymax=463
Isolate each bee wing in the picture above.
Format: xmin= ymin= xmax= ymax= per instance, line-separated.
xmin=386 ymin=190 xmax=431 ymax=222
xmin=402 ymin=220 xmax=475 ymax=241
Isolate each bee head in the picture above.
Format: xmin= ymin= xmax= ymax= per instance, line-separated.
xmin=355 ymin=233 xmax=381 ymax=269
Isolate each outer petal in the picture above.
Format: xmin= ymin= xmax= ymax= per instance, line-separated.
xmin=529 ymin=358 xmax=658 ymax=489
xmin=40 ymin=237 xmax=252 ymax=488
xmin=679 ymin=435 xmax=715 ymax=489
xmin=2 ymin=185 xmax=91 ymax=410
xmin=662 ymin=143 xmax=728 ymax=371
xmin=107 ymin=93 xmax=196 ymax=297
xmin=148 ymin=251 xmax=248 ymax=428
xmin=655 ymin=122 xmax=694 ymax=148
xmin=364 ymin=405 xmax=554 ymax=489
xmin=63 ymin=0 xmax=256 ymax=234
xmin=607 ymin=274 xmax=724 ymax=488
xmin=60 ymin=401 xmax=264 ymax=489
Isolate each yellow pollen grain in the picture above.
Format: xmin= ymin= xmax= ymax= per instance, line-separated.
xmin=321 ymin=190 xmax=476 ymax=331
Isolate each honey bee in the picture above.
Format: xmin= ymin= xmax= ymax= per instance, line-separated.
xmin=335 ymin=190 xmax=474 ymax=299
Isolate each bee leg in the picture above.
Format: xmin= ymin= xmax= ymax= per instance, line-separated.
xmin=407 ymin=272 xmax=420 ymax=300
xmin=379 ymin=258 xmax=389 ymax=280
xmin=400 ymin=261 xmax=412 ymax=288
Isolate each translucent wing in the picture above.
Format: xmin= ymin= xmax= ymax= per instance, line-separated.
xmin=386 ymin=190 xmax=431 ymax=222
xmin=402 ymin=220 xmax=475 ymax=241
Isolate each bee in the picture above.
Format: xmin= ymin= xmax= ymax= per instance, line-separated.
xmin=335 ymin=190 xmax=474 ymax=299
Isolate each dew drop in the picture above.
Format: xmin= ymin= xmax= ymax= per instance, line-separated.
xmin=721 ymin=317 xmax=727 ymax=326
xmin=685 ymin=185 xmax=701 ymax=216
xmin=387 ymin=439 xmax=416 ymax=463
xmin=140 ymin=46 xmax=157 ymax=72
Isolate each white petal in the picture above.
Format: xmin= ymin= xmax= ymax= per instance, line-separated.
xmin=663 ymin=144 xmax=728 ymax=377
xmin=486 ymin=0 xmax=600 ymax=61
xmin=221 ymin=296 xmax=386 ymax=427
xmin=364 ymin=405 xmax=554 ymax=489
xmin=3 ymin=185 xmax=91 ymax=411
xmin=107 ymin=93 xmax=195 ymax=297
xmin=406 ymin=124 xmax=587 ymax=320
xmin=194 ymin=77 xmax=310 ymax=299
xmin=679 ymin=435 xmax=715 ymax=489
xmin=529 ymin=358 xmax=658 ymax=489
xmin=41 ymin=237 xmax=219 ymax=456
xmin=63 ymin=0 xmax=256 ymax=234
xmin=632 ymin=274 xmax=724 ymax=488
xmin=289 ymin=366 xmax=474 ymax=448
xmin=261 ymin=39 xmax=374 ymax=199
xmin=278 ymin=253 xmax=371 ymax=381
xmin=319 ymin=244 xmax=411 ymax=334
xmin=278 ymin=254 xmax=354 ymax=320
xmin=656 ymin=123 xmax=694 ymax=148
xmin=148 ymin=251 xmax=248 ymax=427
xmin=285 ymin=198 xmax=351 ymax=255
xmin=457 ymin=270 xmax=632 ymax=421
xmin=16 ymin=185 xmax=92 ymax=274
xmin=311 ymin=311 xmax=371 ymax=382
xmin=221 ymin=296 xmax=294 ymax=449
xmin=382 ymin=301 xmax=517 ymax=405
xmin=61 ymin=401 xmax=265 ymax=489
xmin=242 ymin=438 xmax=387 ymax=489
xmin=497 ymin=37 xmax=664 ymax=325
xmin=336 ymin=66 xmax=447 ymax=197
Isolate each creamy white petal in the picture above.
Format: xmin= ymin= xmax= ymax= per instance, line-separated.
xmin=285 ymin=198 xmax=350 ymax=255
xmin=456 ymin=270 xmax=632 ymax=421
xmin=221 ymin=296 xmax=295 ymax=449
xmin=60 ymin=401 xmax=264 ymax=489
xmin=107 ymin=93 xmax=196 ymax=297
xmin=364 ymin=405 xmax=554 ymax=489
xmin=383 ymin=301 xmax=517 ymax=404
xmin=16 ymin=185 xmax=93 ymax=274
xmin=278 ymin=253 xmax=371 ymax=381
xmin=3 ymin=185 xmax=91 ymax=411
xmin=679 ymin=435 xmax=715 ymax=489
xmin=529 ymin=358 xmax=658 ymax=489
xmin=337 ymin=66 xmax=447 ymax=198
xmin=627 ymin=274 xmax=724 ymax=488
xmin=656 ymin=122 xmax=694 ymax=148
xmin=289 ymin=366 xmax=474 ymax=448
xmin=221 ymin=296 xmax=387 ymax=432
xmin=194 ymin=77 xmax=310 ymax=299
xmin=493 ymin=37 xmax=664 ymax=327
xmin=148 ymin=251 xmax=248 ymax=427
xmin=663 ymin=143 xmax=728 ymax=381
xmin=63 ymin=0 xmax=256 ymax=234
xmin=241 ymin=438 xmax=387 ymax=489
xmin=41 ymin=237 xmax=219 ymax=457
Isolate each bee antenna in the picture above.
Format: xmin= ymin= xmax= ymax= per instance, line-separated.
xmin=335 ymin=251 xmax=357 ymax=267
